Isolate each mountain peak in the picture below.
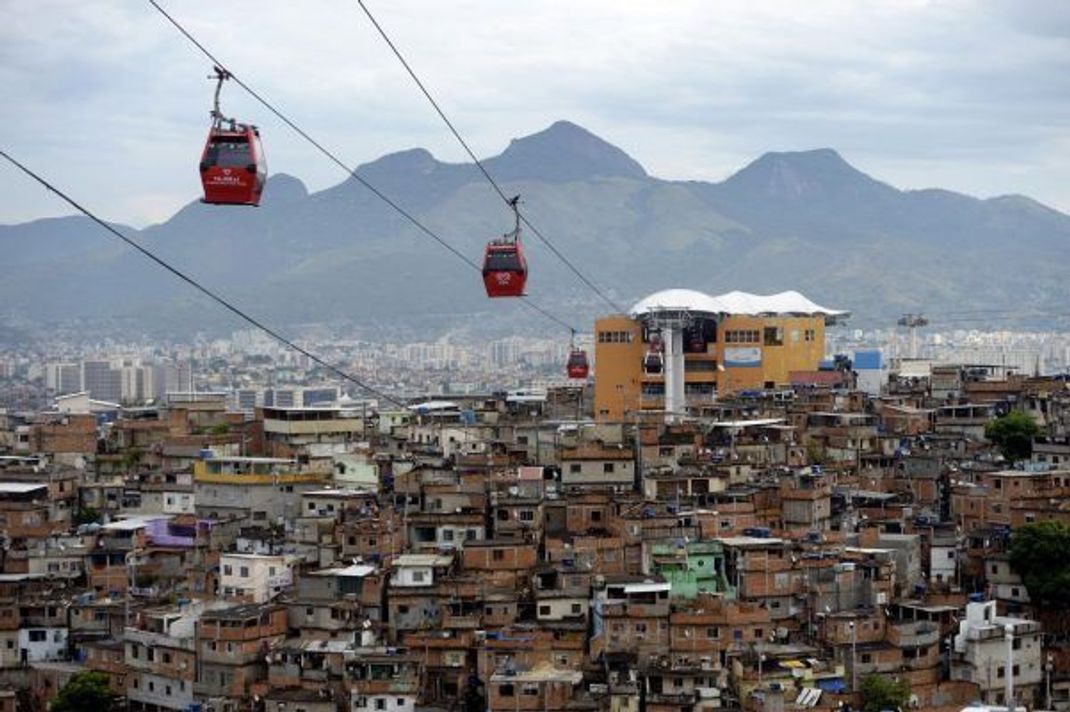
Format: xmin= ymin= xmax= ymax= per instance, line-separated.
xmin=724 ymin=148 xmax=889 ymax=200
xmin=359 ymin=148 xmax=439 ymax=177
xmin=262 ymin=173 xmax=308 ymax=204
xmin=487 ymin=120 xmax=647 ymax=183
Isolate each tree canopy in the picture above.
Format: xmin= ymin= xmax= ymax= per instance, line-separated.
xmin=860 ymin=674 xmax=910 ymax=712
xmin=984 ymin=409 xmax=1039 ymax=462
xmin=1009 ymin=521 xmax=1070 ymax=609
xmin=51 ymin=671 xmax=117 ymax=712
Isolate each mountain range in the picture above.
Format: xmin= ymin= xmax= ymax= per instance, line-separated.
xmin=3 ymin=120 xmax=1069 ymax=341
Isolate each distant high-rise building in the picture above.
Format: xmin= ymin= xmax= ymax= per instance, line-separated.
xmin=235 ymin=389 xmax=259 ymax=411
xmin=118 ymin=364 xmax=161 ymax=404
xmin=81 ymin=360 xmax=122 ymax=403
xmin=45 ymin=363 xmax=82 ymax=395
xmin=301 ymin=387 xmax=339 ymax=407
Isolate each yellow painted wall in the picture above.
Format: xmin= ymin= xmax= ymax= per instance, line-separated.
xmin=592 ymin=316 xmax=644 ymax=421
xmin=192 ymin=460 xmax=326 ymax=485
xmin=594 ymin=313 xmax=828 ymax=421
xmin=717 ymin=315 xmax=825 ymax=392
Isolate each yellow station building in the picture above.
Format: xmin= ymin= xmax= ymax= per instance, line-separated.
xmin=593 ymin=289 xmax=848 ymax=421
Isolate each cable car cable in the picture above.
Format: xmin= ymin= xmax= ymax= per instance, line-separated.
xmin=146 ymin=0 xmax=579 ymax=334
xmin=148 ymin=0 xmax=478 ymax=272
xmin=353 ymin=0 xmax=624 ymax=314
xmin=0 ymin=148 xmax=408 ymax=409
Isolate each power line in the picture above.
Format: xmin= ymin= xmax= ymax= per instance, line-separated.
xmin=146 ymin=0 xmax=578 ymax=335
xmin=0 ymin=148 xmax=407 ymax=409
xmin=353 ymin=0 xmax=624 ymax=314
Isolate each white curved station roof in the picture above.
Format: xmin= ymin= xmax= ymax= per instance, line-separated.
xmin=630 ymin=289 xmax=848 ymax=320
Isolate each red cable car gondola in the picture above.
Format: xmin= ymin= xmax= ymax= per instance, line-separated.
xmin=566 ymin=348 xmax=589 ymax=379
xmin=643 ymin=333 xmax=664 ymax=375
xmin=199 ymin=67 xmax=266 ymax=207
xmin=483 ymin=195 xmax=527 ymax=298
xmin=566 ymin=330 xmax=589 ymax=379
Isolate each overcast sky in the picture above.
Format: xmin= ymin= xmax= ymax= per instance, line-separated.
xmin=2 ymin=0 xmax=1068 ymax=227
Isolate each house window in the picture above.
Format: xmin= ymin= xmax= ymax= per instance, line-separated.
xmin=572 ymin=603 xmax=582 ymax=614
xmin=861 ymin=653 xmax=872 ymax=664
xmin=569 ymin=464 xmax=581 ymax=474
xmin=492 ymin=549 xmax=505 ymax=561
xmin=411 ymin=571 xmax=426 ymax=584
xmin=591 ymin=511 xmax=602 ymax=522
xmin=603 ymin=463 xmax=615 ymax=474
xmin=223 ymin=565 xmax=232 ymax=575
xmin=707 ymin=627 xmax=719 ymax=639
xmin=239 ymin=566 xmax=249 ymax=578
xmin=28 ymin=630 xmax=45 ymax=642
xmin=520 ymin=510 xmax=534 ymax=521
xmin=499 ymin=684 xmax=515 ymax=697
xmin=375 ymin=700 xmax=386 ymax=711
xmin=539 ymin=605 xmax=551 ymax=616
xmin=764 ymin=327 xmax=783 ymax=346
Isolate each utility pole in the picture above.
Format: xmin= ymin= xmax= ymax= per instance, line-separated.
xmin=849 ymin=620 xmax=857 ymax=693
xmin=1004 ymin=623 xmax=1015 ymax=710
xmin=897 ymin=314 xmax=929 ymax=360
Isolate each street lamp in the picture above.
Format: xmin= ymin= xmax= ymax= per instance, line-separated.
xmin=124 ymin=550 xmax=141 ymax=629
xmin=1047 ymin=653 xmax=1054 ymax=710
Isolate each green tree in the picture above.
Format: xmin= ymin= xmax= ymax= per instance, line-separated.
xmin=859 ymin=674 xmax=910 ymax=712
xmin=121 ymin=446 xmax=145 ymax=473
xmin=984 ymin=409 xmax=1039 ymax=462
xmin=1009 ymin=521 xmax=1070 ymax=609
xmin=73 ymin=507 xmax=102 ymax=526
xmin=51 ymin=671 xmax=117 ymax=712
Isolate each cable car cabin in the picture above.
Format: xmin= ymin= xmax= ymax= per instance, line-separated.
xmin=199 ymin=125 xmax=266 ymax=206
xmin=482 ymin=241 xmax=527 ymax=298
xmin=643 ymin=350 xmax=664 ymax=375
xmin=566 ymin=349 xmax=590 ymax=379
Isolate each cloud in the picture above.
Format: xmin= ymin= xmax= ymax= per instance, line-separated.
xmin=1 ymin=0 xmax=1068 ymax=226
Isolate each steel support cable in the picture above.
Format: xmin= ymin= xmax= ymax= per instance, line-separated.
xmin=0 ymin=148 xmax=407 ymax=408
xmin=354 ymin=0 xmax=625 ymax=314
xmin=147 ymin=0 xmax=579 ymax=334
